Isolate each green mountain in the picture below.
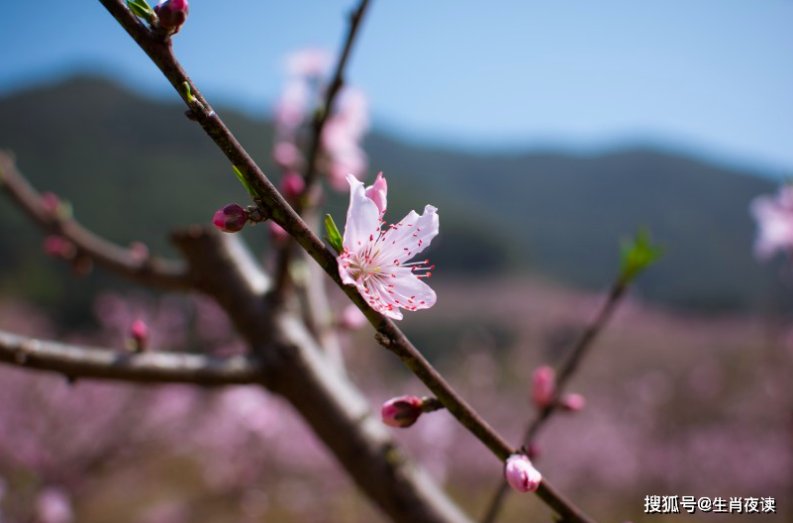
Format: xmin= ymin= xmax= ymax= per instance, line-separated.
xmin=0 ymin=75 xmax=783 ymax=318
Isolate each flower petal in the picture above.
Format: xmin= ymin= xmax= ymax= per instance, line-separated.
xmin=378 ymin=205 xmax=439 ymax=264
xmin=337 ymin=253 xmax=359 ymax=287
xmin=365 ymin=172 xmax=388 ymax=215
xmin=343 ymin=174 xmax=381 ymax=252
xmin=364 ymin=277 xmax=405 ymax=320
xmin=386 ymin=267 xmax=437 ymax=312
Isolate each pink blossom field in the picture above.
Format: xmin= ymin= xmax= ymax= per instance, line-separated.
xmin=0 ymin=275 xmax=786 ymax=522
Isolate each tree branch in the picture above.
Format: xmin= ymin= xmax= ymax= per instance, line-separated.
xmin=480 ymin=280 xmax=627 ymax=523
xmin=0 ymin=328 xmax=264 ymax=385
xmin=0 ymin=151 xmax=190 ymax=291
xmin=173 ymin=227 xmax=473 ymax=523
xmin=271 ymin=0 xmax=372 ymax=301
xmin=304 ymin=0 xmax=372 ymax=193
xmin=94 ymin=3 xmax=595 ymax=521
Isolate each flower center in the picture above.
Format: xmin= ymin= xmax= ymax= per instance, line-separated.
xmin=343 ymin=251 xmax=381 ymax=283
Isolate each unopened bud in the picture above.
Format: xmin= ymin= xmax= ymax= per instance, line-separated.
xmin=130 ymin=319 xmax=149 ymax=352
xmin=213 ymin=203 xmax=248 ymax=233
xmin=280 ymin=171 xmax=306 ymax=204
xmin=154 ymin=0 xmax=189 ymax=35
xmin=338 ymin=304 xmax=367 ymax=330
xmin=559 ymin=393 xmax=586 ymax=412
xmin=381 ymin=395 xmax=424 ymax=428
xmin=41 ymin=192 xmax=61 ymax=215
xmin=129 ymin=241 xmax=150 ymax=264
xmin=43 ymin=235 xmax=76 ymax=259
xmin=504 ymin=454 xmax=542 ymax=493
xmin=531 ymin=365 xmax=556 ymax=409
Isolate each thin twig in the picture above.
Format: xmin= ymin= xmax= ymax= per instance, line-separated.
xmin=0 ymin=328 xmax=264 ymax=385
xmin=0 ymin=152 xmax=190 ymax=291
xmin=480 ymin=280 xmax=627 ymax=523
xmin=271 ymin=0 xmax=372 ymax=301
xmin=92 ymin=3 xmax=594 ymax=521
xmin=304 ymin=0 xmax=371 ymax=195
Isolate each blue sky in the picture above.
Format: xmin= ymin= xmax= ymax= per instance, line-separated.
xmin=1 ymin=1 xmax=792 ymax=173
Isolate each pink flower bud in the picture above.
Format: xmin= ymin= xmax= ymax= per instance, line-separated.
xmin=560 ymin=393 xmax=586 ymax=412
xmin=154 ymin=0 xmax=189 ymax=34
xmin=280 ymin=171 xmax=305 ymax=203
xmin=43 ymin=235 xmax=76 ymax=259
xmin=129 ymin=241 xmax=150 ymax=264
xmin=381 ymin=395 xmax=424 ymax=428
xmin=531 ymin=365 xmax=556 ymax=409
xmin=365 ymin=172 xmax=388 ymax=215
xmin=338 ymin=304 xmax=367 ymax=330
xmin=273 ymin=141 xmax=303 ymax=170
xmin=41 ymin=192 xmax=61 ymax=214
xmin=212 ymin=203 xmax=248 ymax=233
xmin=268 ymin=222 xmax=289 ymax=246
xmin=130 ymin=319 xmax=149 ymax=352
xmin=504 ymin=454 xmax=542 ymax=493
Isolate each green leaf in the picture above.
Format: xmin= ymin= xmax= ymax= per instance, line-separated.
xmin=231 ymin=165 xmax=257 ymax=198
xmin=619 ymin=228 xmax=663 ymax=283
xmin=57 ymin=201 xmax=74 ymax=221
xmin=324 ymin=214 xmax=343 ymax=254
xmin=183 ymin=81 xmax=197 ymax=104
xmin=127 ymin=0 xmax=154 ymax=21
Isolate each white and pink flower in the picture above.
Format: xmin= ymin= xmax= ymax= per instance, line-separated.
xmin=750 ymin=185 xmax=793 ymax=259
xmin=337 ymin=173 xmax=437 ymax=320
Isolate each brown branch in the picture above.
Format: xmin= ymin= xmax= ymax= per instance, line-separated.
xmin=271 ymin=0 xmax=372 ymax=301
xmin=303 ymin=0 xmax=371 ymax=193
xmin=173 ymin=227 xmax=473 ymax=523
xmin=0 ymin=328 xmax=264 ymax=385
xmin=480 ymin=280 xmax=627 ymax=523
xmin=0 ymin=151 xmax=190 ymax=291
xmin=529 ymin=281 xmax=627 ymax=438
xmin=94 ymin=3 xmax=594 ymax=521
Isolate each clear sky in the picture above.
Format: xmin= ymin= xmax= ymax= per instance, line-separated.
xmin=1 ymin=1 xmax=792 ymax=174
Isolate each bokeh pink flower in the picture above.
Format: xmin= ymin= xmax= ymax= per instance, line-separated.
xmin=750 ymin=185 xmax=793 ymax=259
xmin=531 ymin=365 xmax=556 ymax=409
xmin=272 ymin=49 xmax=369 ymax=189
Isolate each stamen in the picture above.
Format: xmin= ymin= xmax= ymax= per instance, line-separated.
xmin=407 ymin=259 xmax=434 ymax=278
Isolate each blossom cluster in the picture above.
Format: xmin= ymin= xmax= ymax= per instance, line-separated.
xmin=272 ymin=49 xmax=369 ymax=190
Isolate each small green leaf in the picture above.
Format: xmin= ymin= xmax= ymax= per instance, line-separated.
xmin=57 ymin=201 xmax=74 ymax=221
xmin=231 ymin=165 xmax=257 ymax=198
xmin=183 ymin=81 xmax=197 ymax=104
xmin=127 ymin=0 xmax=154 ymax=21
xmin=619 ymin=228 xmax=663 ymax=283
xmin=324 ymin=214 xmax=343 ymax=254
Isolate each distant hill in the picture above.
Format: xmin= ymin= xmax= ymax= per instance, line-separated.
xmin=0 ymin=75 xmax=784 ymax=318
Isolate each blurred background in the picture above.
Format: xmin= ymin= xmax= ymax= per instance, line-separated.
xmin=0 ymin=1 xmax=791 ymax=522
